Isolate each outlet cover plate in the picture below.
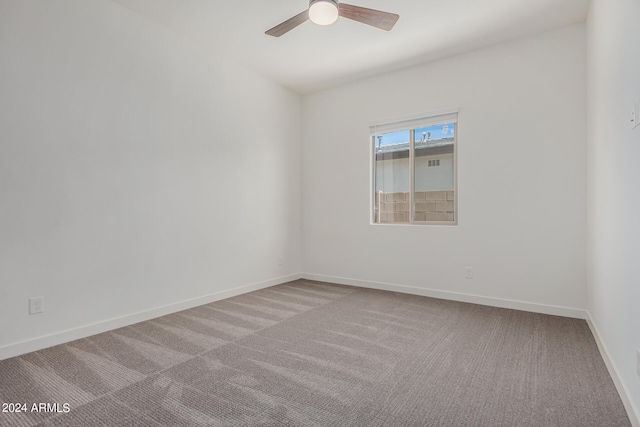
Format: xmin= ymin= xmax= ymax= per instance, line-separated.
xmin=29 ymin=297 xmax=44 ymax=315
xmin=464 ymin=267 xmax=473 ymax=279
xmin=637 ymin=349 xmax=640 ymax=377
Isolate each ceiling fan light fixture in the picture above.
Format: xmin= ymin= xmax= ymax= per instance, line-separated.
xmin=308 ymin=0 xmax=339 ymax=26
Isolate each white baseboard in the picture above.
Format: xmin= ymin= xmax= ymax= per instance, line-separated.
xmin=302 ymin=273 xmax=587 ymax=319
xmin=586 ymin=313 xmax=640 ymax=427
xmin=0 ymin=273 xmax=303 ymax=361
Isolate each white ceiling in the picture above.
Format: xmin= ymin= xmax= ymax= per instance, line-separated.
xmin=110 ymin=0 xmax=590 ymax=94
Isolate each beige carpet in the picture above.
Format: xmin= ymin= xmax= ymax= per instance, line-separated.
xmin=0 ymin=280 xmax=631 ymax=426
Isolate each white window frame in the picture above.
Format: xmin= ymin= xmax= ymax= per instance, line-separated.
xmin=370 ymin=107 xmax=458 ymax=226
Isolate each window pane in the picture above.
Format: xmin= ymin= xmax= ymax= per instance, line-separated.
xmin=374 ymin=130 xmax=410 ymax=224
xmin=413 ymin=123 xmax=455 ymax=222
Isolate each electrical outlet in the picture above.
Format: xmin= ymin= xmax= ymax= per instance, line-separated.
xmin=637 ymin=349 xmax=640 ymax=377
xmin=29 ymin=297 xmax=44 ymax=315
xmin=464 ymin=267 xmax=473 ymax=279
xmin=278 ymin=257 xmax=283 ymax=266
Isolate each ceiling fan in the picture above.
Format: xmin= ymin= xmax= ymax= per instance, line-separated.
xmin=265 ymin=0 xmax=399 ymax=37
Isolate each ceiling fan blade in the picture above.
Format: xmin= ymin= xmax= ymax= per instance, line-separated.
xmin=338 ymin=3 xmax=399 ymax=31
xmin=265 ymin=10 xmax=309 ymax=37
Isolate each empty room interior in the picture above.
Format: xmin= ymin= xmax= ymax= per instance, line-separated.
xmin=1 ymin=0 xmax=639 ymax=425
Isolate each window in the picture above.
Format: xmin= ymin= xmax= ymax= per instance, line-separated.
xmin=371 ymin=109 xmax=458 ymax=225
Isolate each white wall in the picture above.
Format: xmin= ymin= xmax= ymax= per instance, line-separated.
xmin=0 ymin=0 xmax=301 ymax=357
xmin=302 ymin=25 xmax=587 ymax=315
xmin=587 ymin=0 xmax=640 ymax=420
